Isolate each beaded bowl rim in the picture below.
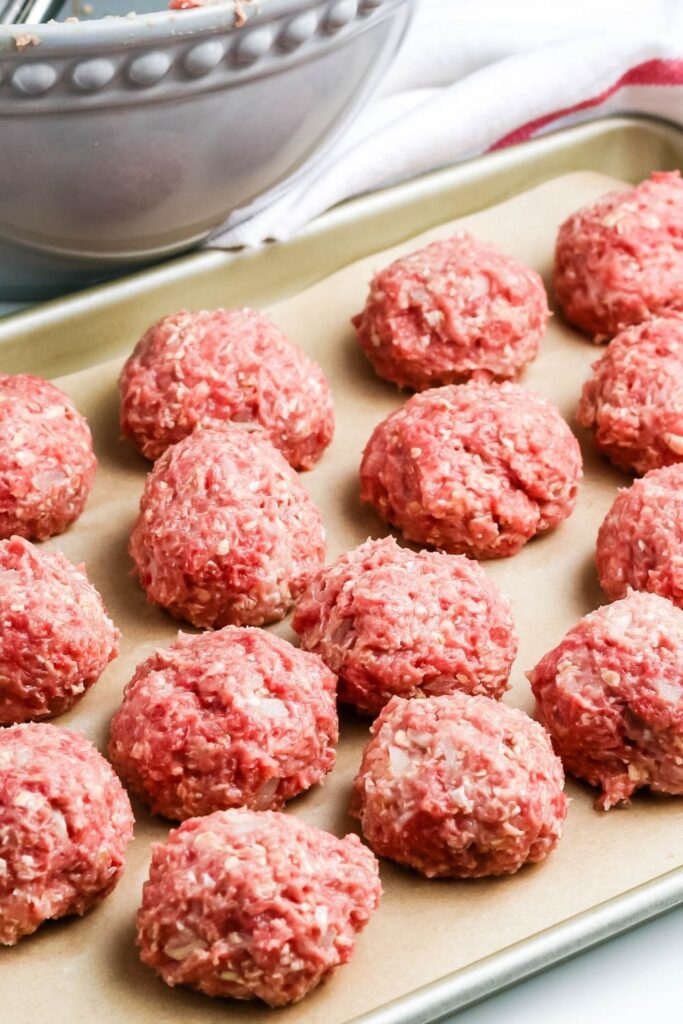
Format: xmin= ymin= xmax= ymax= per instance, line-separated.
xmin=0 ymin=0 xmax=399 ymax=103
xmin=0 ymin=0 xmax=312 ymax=52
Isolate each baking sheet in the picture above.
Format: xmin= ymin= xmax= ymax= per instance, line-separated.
xmin=2 ymin=170 xmax=683 ymax=1024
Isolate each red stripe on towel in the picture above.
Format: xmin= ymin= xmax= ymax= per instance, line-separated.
xmin=489 ymin=58 xmax=683 ymax=151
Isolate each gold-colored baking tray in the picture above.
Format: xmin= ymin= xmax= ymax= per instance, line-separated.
xmin=1 ymin=116 xmax=683 ymax=1024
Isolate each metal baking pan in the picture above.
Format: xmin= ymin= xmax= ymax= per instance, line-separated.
xmin=2 ymin=115 xmax=683 ymax=1023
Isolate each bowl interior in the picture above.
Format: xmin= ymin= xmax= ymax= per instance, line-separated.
xmin=54 ymin=0 xmax=193 ymax=17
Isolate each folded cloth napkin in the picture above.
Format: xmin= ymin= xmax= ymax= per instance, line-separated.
xmin=209 ymin=0 xmax=683 ymax=248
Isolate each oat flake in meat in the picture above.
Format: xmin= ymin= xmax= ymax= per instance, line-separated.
xmin=129 ymin=425 xmax=325 ymax=629
xmin=0 ymin=536 xmax=119 ymax=724
xmin=109 ymin=626 xmax=338 ymax=820
xmin=596 ymin=463 xmax=683 ymax=606
xmin=529 ymin=591 xmax=683 ymax=810
xmin=360 ymin=381 xmax=582 ymax=559
xmin=554 ymin=171 xmax=683 ymax=340
xmin=352 ymin=233 xmax=550 ymax=390
xmin=293 ymin=535 xmax=517 ymax=714
xmin=0 ymin=374 xmax=96 ymax=541
xmin=577 ymin=315 xmax=683 ymax=474
xmin=0 ymin=723 xmax=134 ymax=945
xmin=119 ymin=308 xmax=334 ymax=468
xmin=136 ymin=808 xmax=381 ymax=1006
xmin=352 ymin=693 xmax=567 ymax=878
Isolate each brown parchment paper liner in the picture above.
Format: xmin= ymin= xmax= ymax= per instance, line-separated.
xmin=2 ymin=171 xmax=683 ymax=1024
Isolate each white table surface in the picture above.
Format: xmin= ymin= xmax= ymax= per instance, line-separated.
xmin=454 ymin=906 xmax=683 ymax=1023
xmin=1 ymin=296 xmax=682 ymax=1023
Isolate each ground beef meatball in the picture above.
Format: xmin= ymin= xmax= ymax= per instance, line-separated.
xmin=577 ymin=315 xmax=683 ymax=474
xmin=352 ymin=693 xmax=566 ymax=878
xmin=0 ymin=374 xmax=96 ymax=541
xmin=136 ymin=808 xmax=381 ymax=1006
xmin=529 ymin=590 xmax=683 ymax=809
xmin=352 ymin=233 xmax=549 ymax=391
xmin=293 ymin=535 xmax=517 ymax=714
xmin=119 ymin=308 xmax=334 ymax=469
xmin=554 ymin=171 xmax=683 ymax=340
xmin=129 ymin=425 xmax=325 ymax=629
xmin=109 ymin=626 xmax=338 ymax=820
xmin=0 ymin=536 xmax=119 ymax=725
xmin=596 ymin=463 xmax=683 ymax=605
xmin=360 ymin=381 xmax=582 ymax=558
xmin=0 ymin=723 xmax=134 ymax=945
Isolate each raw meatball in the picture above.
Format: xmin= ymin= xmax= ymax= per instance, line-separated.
xmin=129 ymin=425 xmax=325 ymax=628
xmin=109 ymin=626 xmax=338 ymax=820
xmin=554 ymin=171 xmax=683 ymax=340
xmin=0 ymin=723 xmax=134 ymax=945
xmin=529 ymin=591 xmax=683 ymax=809
xmin=136 ymin=808 xmax=381 ymax=1006
xmin=0 ymin=536 xmax=119 ymax=725
xmin=0 ymin=374 xmax=96 ymax=541
xmin=360 ymin=382 xmax=582 ymax=559
xmin=119 ymin=308 xmax=334 ymax=468
xmin=596 ymin=463 xmax=683 ymax=605
xmin=577 ymin=315 xmax=683 ymax=474
xmin=352 ymin=233 xmax=549 ymax=391
xmin=352 ymin=693 xmax=566 ymax=878
xmin=293 ymin=535 xmax=517 ymax=714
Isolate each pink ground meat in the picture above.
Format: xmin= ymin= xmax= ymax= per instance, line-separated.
xmin=292 ymin=535 xmax=517 ymax=715
xmin=109 ymin=626 xmax=338 ymax=820
xmin=596 ymin=463 xmax=683 ymax=606
xmin=352 ymin=233 xmax=549 ymax=391
xmin=352 ymin=693 xmax=566 ymax=878
xmin=0 ymin=536 xmax=119 ymax=725
xmin=0 ymin=723 xmax=134 ymax=945
xmin=169 ymin=1 xmax=224 ymax=7
xmin=529 ymin=590 xmax=683 ymax=810
xmin=577 ymin=315 xmax=683 ymax=474
xmin=136 ymin=808 xmax=381 ymax=1006
xmin=129 ymin=425 xmax=325 ymax=629
xmin=360 ymin=381 xmax=582 ymax=559
xmin=119 ymin=308 xmax=334 ymax=469
xmin=0 ymin=374 xmax=96 ymax=541
xmin=554 ymin=171 xmax=683 ymax=340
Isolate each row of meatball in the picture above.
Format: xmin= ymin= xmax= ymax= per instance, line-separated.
xmin=2 ymin=524 xmax=678 ymax=807
xmin=2 ymin=350 xmax=679 ymax=624
xmin=0 ymin=368 xmax=574 ymax=633
xmin=1 ymin=398 xmax=681 ymax=808
xmin=2 ymin=171 xmax=682 ymax=553
xmin=2 ymin=190 xmax=679 ymax=577
xmin=117 ymin=171 xmax=683 ymax=491
xmin=127 ymin=373 xmax=683 ymax=627
xmin=0 ymin=264 xmax=659 ymax=583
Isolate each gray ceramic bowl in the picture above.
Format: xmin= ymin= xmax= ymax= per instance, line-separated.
xmin=0 ymin=0 xmax=414 ymax=297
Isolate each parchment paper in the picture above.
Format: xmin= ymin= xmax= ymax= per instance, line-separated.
xmin=2 ymin=171 xmax=683 ymax=1024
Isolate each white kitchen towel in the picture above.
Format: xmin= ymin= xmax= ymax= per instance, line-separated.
xmin=209 ymin=0 xmax=683 ymax=248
